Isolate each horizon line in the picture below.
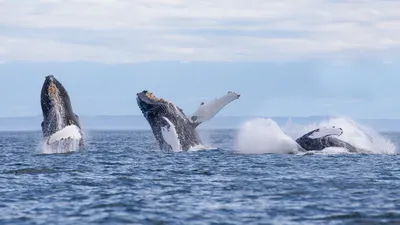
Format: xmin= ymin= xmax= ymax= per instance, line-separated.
xmin=0 ymin=115 xmax=399 ymax=120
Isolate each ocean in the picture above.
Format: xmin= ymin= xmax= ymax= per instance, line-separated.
xmin=1 ymin=118 xmax=400 ymax=224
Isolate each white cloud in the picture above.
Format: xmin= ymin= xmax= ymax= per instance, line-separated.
xmin=0 ymin=0 xmax=399 ymax=63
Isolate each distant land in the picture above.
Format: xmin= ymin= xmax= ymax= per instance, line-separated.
xmin=0 ymin=115 xmax=399 ymax=132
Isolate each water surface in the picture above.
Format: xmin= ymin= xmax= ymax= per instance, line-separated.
xmin=0 ymin=130 xmax=399 ymax=224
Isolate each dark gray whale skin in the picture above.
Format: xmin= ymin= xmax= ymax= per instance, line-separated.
xmin=136 ymin=90 xmax=202 ymax=152
xmin=296 ymin=128 xmax=358 ymax=153
xmin=40 ymin=75 xmax=84 ymax=146
xmin=136 ymin=90 xmax=240 ymax=152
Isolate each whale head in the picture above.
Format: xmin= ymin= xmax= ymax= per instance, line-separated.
xmin=136 ymin=90 xmax=184 ymax=118
xmin=41 ymin=75 xmax=71 ymax=117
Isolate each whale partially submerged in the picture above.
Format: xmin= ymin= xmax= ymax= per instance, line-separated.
xmin=296 ymin=127 xmax=359 ymax=152
xmin=40 ymin=75 xmax=84 ymax=152
xmin=137 ymin=90 xmax=240 ymax=152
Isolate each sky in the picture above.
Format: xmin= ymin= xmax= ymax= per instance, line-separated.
xmin=0 ymin=0 xmax=399 ymax=118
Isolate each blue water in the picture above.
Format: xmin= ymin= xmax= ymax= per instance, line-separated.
xmin=1 ymin=130 xmax=400 ymax=224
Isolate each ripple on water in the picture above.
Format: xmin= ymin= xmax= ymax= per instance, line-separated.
xmin=0 ymin=130 xmax=399 ymax=224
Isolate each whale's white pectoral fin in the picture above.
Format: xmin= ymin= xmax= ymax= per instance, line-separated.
xmin=47 ymin=125 xmax=82 ymax=145
xmin=308 ymin=127 xmax=343 ymax=139
xmin=161 ymin=117 xmax=182 ymax=152
xmin=189 ymin=91 xmax=240 ymax=124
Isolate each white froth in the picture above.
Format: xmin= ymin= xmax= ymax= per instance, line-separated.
xmin=296 ymin=147 xmax=351 ymax=156
xmin=235 ymin=118 xmax=300 ymax=154
xmin=187 ymin=144 xmax=216 ymax=152
xmin=41 ymin=124 xmax=83 ymax=154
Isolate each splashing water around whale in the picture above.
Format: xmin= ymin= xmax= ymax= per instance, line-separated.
xmin=40 ymin=106 xmax=82 ymax=154
xmin=235 ymin=117 xmax=397 ymax=155
xmin=41 ymin=125 xmax=82 ymax=154
xmin=235 ymin=118 xmax=299 ymax=154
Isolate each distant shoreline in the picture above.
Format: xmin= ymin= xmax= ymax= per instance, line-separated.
xmin=0 ymin=115 xmax=399 ymax=132
xmin=0 ymin=115 xmax=398 ymax=120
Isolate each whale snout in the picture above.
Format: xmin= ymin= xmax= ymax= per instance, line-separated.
xmin=45 ymin=75 xmax=57 ymax=84
xmin=136 ymin=90 xmax=170 ymax=114
xmin=43 ymin=75 xmax=59 ymax=89
xmin=41 ymin=75 xmax=70 ymax=115
xmin=137 ymin=90 xmax=148 ymax=96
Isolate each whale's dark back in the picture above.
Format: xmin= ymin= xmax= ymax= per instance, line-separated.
xmin=40 ymin=75 xmax=81 ymax=138
xmin=296 ymin=136 xmax=358 ymax=152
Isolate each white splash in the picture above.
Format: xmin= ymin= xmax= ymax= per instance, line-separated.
xmin=161 ymin=117 xmax=182 ymax=152
xmin=187 ymin=144 xmax=217 ymax=152
xmin=236 ymin=117 xmax=397 ymax=155
xmin=235 ymin=118 xmax=300 ymax=154
xmin=42 ymin=125 xmax=83 ymax=154
xmin=296 ymin=147 xmax=350 ymax=156
xmin=289 ymin=117 xmax=397 ymax=154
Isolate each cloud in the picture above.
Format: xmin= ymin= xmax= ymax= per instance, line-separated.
xmin=0 ymin=0 xmax=399 ymax=63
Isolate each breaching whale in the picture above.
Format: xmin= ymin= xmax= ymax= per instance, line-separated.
xmin=136 ymin=90 xmax=241 ymax=152
xmin=40 ymin=75 xmax=84 ymax=150
xmin=295 ymin=126 xmax=359 ymax=152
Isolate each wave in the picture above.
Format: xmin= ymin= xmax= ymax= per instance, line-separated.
xmin=188 ymin=144 xmax=217 ymax=152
